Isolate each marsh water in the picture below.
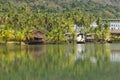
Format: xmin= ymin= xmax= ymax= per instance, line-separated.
xmin=0 ymin=43 xmax=120 ymax=80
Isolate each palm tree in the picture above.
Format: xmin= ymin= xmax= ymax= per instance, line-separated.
xmin=15 ymin=30 xmax=26 ymax=44
xmin=1 ymin=26 xmax=14 ymax=44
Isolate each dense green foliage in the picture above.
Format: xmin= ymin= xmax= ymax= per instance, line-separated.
xmin=0 ymin=0 xmax=120 ymax=18
xmin=0 ymin=0 xmax=118 ymax=43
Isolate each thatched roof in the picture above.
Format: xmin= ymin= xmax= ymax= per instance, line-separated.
xmin=30 ymin=30 xmax=44 ymax=39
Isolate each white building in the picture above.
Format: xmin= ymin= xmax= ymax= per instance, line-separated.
xmin=74 ymin=24 xmax=83 ymax=33
xmin=91 ymin=19 xmax=120 ymax=34
xmin=109 ymin=19 xmax=120 ymax=30
xmin=90 ymin=22 xmax=98 ymax=27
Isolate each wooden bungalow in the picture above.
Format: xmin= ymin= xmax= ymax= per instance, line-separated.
xmin=85 ymin=34 xmax=94 ymax=42
xmin=26 ymin=30 xmax=45 ymax=44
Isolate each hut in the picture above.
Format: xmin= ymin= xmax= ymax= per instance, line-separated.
xmin=85 ymin=34 xmax=94 ymax=42
xmin=26 ymin=30 xmax=45 ymax=44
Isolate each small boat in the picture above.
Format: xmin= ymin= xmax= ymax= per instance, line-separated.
xmin=105 ymin=38 xmax=112 ymax=43
xmin=76 ymin=34 xmax=85 ymax=44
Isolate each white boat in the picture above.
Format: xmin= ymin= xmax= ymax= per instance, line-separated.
xmin=76 ymin=34 xmax=85 ymax=43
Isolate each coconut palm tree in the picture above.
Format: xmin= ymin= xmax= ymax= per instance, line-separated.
xmin=1 ymin=26 xmax=14 ymax=44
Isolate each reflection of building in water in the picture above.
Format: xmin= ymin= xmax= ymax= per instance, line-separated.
xmin=29 ymin=45 xmax=45 ymax=58
xmin=110 ymin=44 xmax=120 ymax=62
xmin=75 ymin=44 xmax=97 ymax=63
xmin=110 ymin=50 xmax=120 ymax=62
xmin=75 ymin=44 xmax=85 ymax=61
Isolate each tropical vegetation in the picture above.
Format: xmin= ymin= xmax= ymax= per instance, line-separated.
xmin=0 ymin=0 xmax=119 ymax=44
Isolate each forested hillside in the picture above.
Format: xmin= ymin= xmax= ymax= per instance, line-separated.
xmin=0 ymin=0 xmax=120 ymax=18
xmin=93 ymin=0 xmax=120 ymax=6
xmin=0 ymin=0 xmax=119 ymax=43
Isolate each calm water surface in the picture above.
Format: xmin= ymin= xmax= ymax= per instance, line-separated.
xmin=0 ymin=43 xmax=120 ymax=80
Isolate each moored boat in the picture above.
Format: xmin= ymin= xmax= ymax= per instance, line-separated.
xmin=76 ymin=33 xmax=85 ymax=44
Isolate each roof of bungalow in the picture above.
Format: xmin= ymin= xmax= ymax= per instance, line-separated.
xmin=111 ymin=30 xmax=120 ymax=35
xmin=29 ymin=30 xmax=44 ymax=39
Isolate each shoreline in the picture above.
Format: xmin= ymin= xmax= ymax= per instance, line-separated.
xmin=0 ymin=40 xmax=120 ymax=45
